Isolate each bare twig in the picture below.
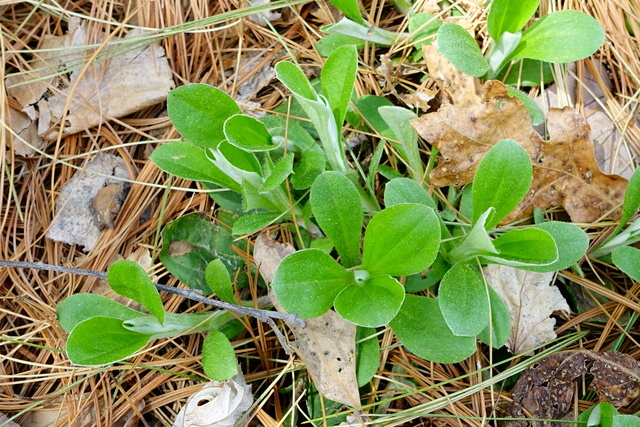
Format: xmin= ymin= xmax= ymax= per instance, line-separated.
xmin=0 ymin=260 xmax=305 ymax=327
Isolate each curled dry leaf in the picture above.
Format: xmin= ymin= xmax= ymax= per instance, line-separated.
xmin=253 ymin=234 xmax=361 ymax=408
xmin=508 ymin=350 xmax=640 ymax=427
xmin=411 ymin=80 xmax=628 ymax=223
xmin=173 ymin=373 xmax=253 ymax=427
xmin=483 ymin=265 xmax=569 ymax=354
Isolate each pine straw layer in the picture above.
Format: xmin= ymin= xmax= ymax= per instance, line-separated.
xmin=2 ymin=0 xmax=640 ymax=426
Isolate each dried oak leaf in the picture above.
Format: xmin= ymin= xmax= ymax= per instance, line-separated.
xmin=508 ymin=350 xmax=640 ymax=427
xmin=411 ymin=80 xmax=628 ymax=223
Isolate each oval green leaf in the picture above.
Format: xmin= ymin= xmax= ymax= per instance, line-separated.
xmin=437 ymin=23 xmax=489 ymax=77
xmin=384 ymin=178 xmax=435 ymax=208
xmin=321 ymin=45 xmax=357 ymax=128
xmin=390 ymin=295 xmax=477 ymax=363
xmin=520 ymin=221 xmax=589 ymax=273
xmin=67 ymin=316 xmax=152 ymax=366
xmin=362 ymin=204 xmax=441 ymax=277
xmin=487 ymin=228 xmax=558 ymax=266
xmin=472 ymin=139 xmax=532 ymax=229
xmin=438 ymin=263 xmax=490 ymax=337
xmin=487 ymin=0 xmax=540 ymax=40
xmin=275 ymin=61 xmax=316 ymax=100
xmin=356 ymin=327 xmax=380 ymax=387
xmin=107 ymin=260 xmax=164 ymax=324
xmin=334 ymin=275 xmax=405 ymax=327
xmin=612 ymin=246 xmax=640 ymax=283
xmin=232 ymin=212 xmax=281 ymax=236
xmin=224 ymin=114 xmax=278 ymax=152
xmin=261 ymin=153 xmax=294 ymax=193
xmin=202 ymin=328 xmax=238 ymax=381
xmin=310 ymin=171 xmax=363 ymax=268
xmin=167 ymin=84 xmax=241 ymax=148
xmin=151 ymin=142 xmax=242 ymax=192
xmin=205 ymin=259 xmax=235 ymax=304
xmin=271 ymin=249 xmax=353 ymax=318
xmin=509 ymin=10 xmax=605 ymax=63
xmin=477 ymin=285 xmax=511 ymax=348
xmin=57 ymin=294 xmax=143 ymax=334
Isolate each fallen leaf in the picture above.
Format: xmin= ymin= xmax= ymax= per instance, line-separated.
xmin=483 ymin=264 xmax=570 ymax=354
xmin=7 ymin=18 xmax=174 ymax=141
xmin=508 ymin=350 xmax=640 ymax=427
xmin=173 ymin=373 xmax=253 ymax=427
xmin=423 ymin=42 xmax=481 ymax=107
xmin=46 ymin=153 xmax=130 ymax=251
xmin=89 ymin=183 xmax=125 ymax=229
xmin=6 ymin=108 xmax=45 ymax=157
xmin=253 ymin=234 xmax=361 ymax=408
xmin=412 ymin=80 xmax=628 ymax=223
xmin=536 ymin=60 xmax=638 ymax=179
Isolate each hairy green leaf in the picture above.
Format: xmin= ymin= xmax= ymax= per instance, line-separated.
xmin=57 ymin=294 xmax=142 ymax=334
xmin=438 ymin=263 xmax=489 ymax=337
xmin=202 ymin=329 xmax=238 ymax=380
xmin=437 ymin=23 xmax=489 ymax=77
xmin=487 ymin=0 xmax=539 ymax=39
xmin=107 ymin=260 xmax=164 ymax=324
xmin=321 ymin=45 xmax=358 ymax=129
xmin=334 ymin=275 xmax=405 ymax=327
xmin=224 ymin=115 xmax=278 ymax=152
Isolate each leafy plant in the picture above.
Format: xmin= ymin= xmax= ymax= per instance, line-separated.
xmin=436 ymin=0 xmax=605 ymax=82
xmin=56 ymin=260 xmax=243 ymax=380
xmin=271 ymin=140 xmax=590 ymax=363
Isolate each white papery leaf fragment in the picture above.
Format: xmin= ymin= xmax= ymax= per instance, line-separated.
xmin=173 ymin=373 xmax=253 ymax=427
xmin=483 ymin=264 xmax=570 ymax=354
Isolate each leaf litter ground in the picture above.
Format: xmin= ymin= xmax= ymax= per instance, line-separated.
xmin=2 ymin=0 xmax=640 ymax=426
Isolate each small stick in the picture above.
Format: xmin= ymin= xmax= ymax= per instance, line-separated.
xmin=0 ymin=260 xmax=305 ymax=328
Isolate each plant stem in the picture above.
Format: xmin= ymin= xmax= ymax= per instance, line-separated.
xmin=0 ymin=260 xmax=305 ymax=327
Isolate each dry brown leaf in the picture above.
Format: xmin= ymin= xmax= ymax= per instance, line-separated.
xmin=7 ymin=18 xmax=173 ymax=141
xmin=46 ymin=153 xmax=130 ymax=251
xmin=411 ymin=80 xmax=628 ymax=223
xmin=483 ymin=264 xmax=569 ymax=354
xmin=508 ymin=350 xmax=640 ymax=427
xmin=253 ymin=234 xmax=360 ymax=408
xmin=422 ymin=43 xmax=481 ymax=107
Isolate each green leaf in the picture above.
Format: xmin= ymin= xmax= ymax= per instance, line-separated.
xmin=487 ymin=0 xmax=540 ymax=40
xmin=334 ymin=275 xmax=405 ymax=327
xmin=202 ymin=329 xmax=238 ymax=380
xmin=57 ymin=294 xmax=142 ymax=334
xmin=123 ymin=311 xmax=230 ymax=339
xmin=390 ymin=295 xmax=477 ymax=363
xmin=215 ymin=141 xmax=263 ymax=175
xmin=477 ymin=285 xmax=511 ymax=348
xmin=378 ymin=106 xmax=424 ymax=180
xmin=508 ymin=10 xmax=605 ymax=63
xmin=275 ymin=61 xmax=316 ymax=100
xmin=271 ymin=249 xmax=353 ymax=318
xmin=232 ymin=211 xmax=281 ymax=235
xmin=384 ymin=178 xmax=435 ymax=208
xmin=362 ymin=204 xmax=440 ymax=277
xmin=151 ymin=142 xmax=242 ymax=192
xmin=447 ymin=208 xmax=500 ymax=263
xmin=261 ymin=153 xmax=294 ymax=193
xmin=160 ymin=213 xmax=243 ymax=293
xmin=224 ymin=115 xmax=278 ymax=152
xmin=521 ymin=221 xmax=589 ymax=273
xmin=107 ymin=260 xmax=164 ymax=324
xmin=487 ymin=31 xmax=522 ymax=77
xmin=437 ymin=23 xmax=489 ymax=77
xmin=579 ymin=402 xmax=620 ymax=427
xmin=205 ymin=259 xmax=235 ymax=304
xmin=355 ymin=327 xmax=380 ymax=387
xmin=317 ymin=34 xmax=365 ymax=57
xmin=613 ymin=415 xmax=640 ymax=427
xmin=310 ymin=172 xmax=363 ymax=268
xmin=322 ymin=18 xmax=407 ymax=45
xmin=167 ymin=84 xmax=241 ymax=148
xmin=327 ymin=0 xmax=365 ymax=25
xmin=356 ymin=95 xmax=395 ymax=138
xmin=291 ymin=150 xmax=327 ymax=190
xmin=409 ymin=13 xmax=442 ymax=49
xmin=472 ymin=139 xmax=532 ymax=229
xmin=506 ymin=86 xmax=545 ymax=125
xmin=67 ymin=317 xmax=152 ymax=366
xmin=485 ymin=228 xmax=558 ymax=266
xmin=612 ymin=246 xmax=640 ymax=283
xmin=498 ymin=59 xmax=554 ymax=86
xmin=438 ymin=264 xmax=489 ymax=337
xmin=321 ymin=45 xmax=358 ymax=129
xmin=615 ymin=167 xmax=640 ymax=237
